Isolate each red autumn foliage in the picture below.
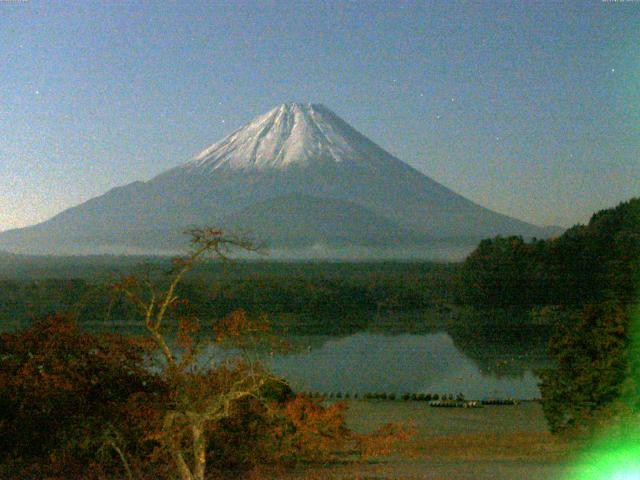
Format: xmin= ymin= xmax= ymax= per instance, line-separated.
xmin=0 ymin=314 xmax=163 ymax=479
xmin=0 ymin=230 xmax=411 ymax=479
xmin=0 ymin=314 xmax=410 ymax=479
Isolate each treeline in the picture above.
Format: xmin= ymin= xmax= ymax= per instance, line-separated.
xmin=457 ymin=198 xmax=640 ymax=308
xmin=0 ymin=262 xmax=458 ymax=331
xmin=459 ymin=198 xmax=640 ymax=435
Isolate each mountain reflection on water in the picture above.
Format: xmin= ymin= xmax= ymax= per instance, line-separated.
xmin=205 ymin=327 xmax=550 ymax=400
xmin=86 ymin=310 xmax=552 ymax=400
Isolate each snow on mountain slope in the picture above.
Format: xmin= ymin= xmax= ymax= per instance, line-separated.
xmin=0 ymin=103 xmax=563 ymax=256
xmin=183 ymin=103 xmax=403 ymax=173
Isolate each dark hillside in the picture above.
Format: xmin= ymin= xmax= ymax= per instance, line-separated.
xmin=457 ymin=198 xmax=640 ymax=308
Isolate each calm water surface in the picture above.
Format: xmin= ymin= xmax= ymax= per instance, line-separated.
xmin=242 ymin=331 xmax=542 ymax=399
xmin=51 ymin=314 xmax=548 ymax=400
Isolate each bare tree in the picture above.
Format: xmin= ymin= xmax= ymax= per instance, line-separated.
xmin=114 ymin=228 xmax=274 ymax=480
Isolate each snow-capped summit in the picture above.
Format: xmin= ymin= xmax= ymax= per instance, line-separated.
xmin=0 ymin=103 xmax=563 ymax=256
xmin=186 ymin=103 xmax=397 ymax=172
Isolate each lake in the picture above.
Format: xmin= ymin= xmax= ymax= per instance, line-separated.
xmin=7 ymin=311 xmax=551 ymax=400
xmin=208 ymin=328 xmax=548 ymax=400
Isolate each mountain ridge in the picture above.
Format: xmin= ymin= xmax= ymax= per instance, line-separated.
xmin=0 ymin=103 xmax=563 ymax=257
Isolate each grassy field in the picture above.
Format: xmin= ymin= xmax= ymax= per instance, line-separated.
xmin=288 ymin=400 xmax=573 ymax=480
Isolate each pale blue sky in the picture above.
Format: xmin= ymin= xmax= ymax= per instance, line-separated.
xmin=1 ymin=0 xmax=638 ymax=232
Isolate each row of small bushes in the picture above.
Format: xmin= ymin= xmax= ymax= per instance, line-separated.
xmin=429 ymin=400 xmax=481 ymax=408
xmin=481 ymin=399 xmax=519 ymax=405
xmin=298 ymin=392 xmax=520 ymax=405
xmin=401 ymin=393 xmax=460 ymax=401
xmin=299 ymin=392 xmax=359 ymax=399
xmin=298 ymin=392 xmax=464 ymax=401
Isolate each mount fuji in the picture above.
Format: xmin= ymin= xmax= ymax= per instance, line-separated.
xmin=0 ymin=103 xmax=561 ymax=258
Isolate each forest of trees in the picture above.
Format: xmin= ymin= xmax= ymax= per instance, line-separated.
xmin=457 ymin=198 xmax=639 ymax=309
xmin=0 ymin=230 xmax=409 ymax=479
xmin=0 ymin=261 xmax=458 ymax=334
xmin=458 ymin=198 xmax=640 ymax=434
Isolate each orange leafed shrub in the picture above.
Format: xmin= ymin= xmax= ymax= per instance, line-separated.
xmin=276 ymin=396 xmax=351 ymax=462
xmin=354 ymin=422 xmax=416 ymax=459
xmin=215 ymin=309 xmax=270 ymax=341
xmin=0 ymin=314 xmax=163 ymax=479
xmin=0 ymin=315 xmax=411 ymax=479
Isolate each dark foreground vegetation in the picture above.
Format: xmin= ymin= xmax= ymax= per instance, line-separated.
xmin=0 ymin=230 xmax=410 ymax=480
xmin=0 ymin=315 xmax=411 ymax=480
xmin=458 ymin=198 xmax=640 ymax=436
